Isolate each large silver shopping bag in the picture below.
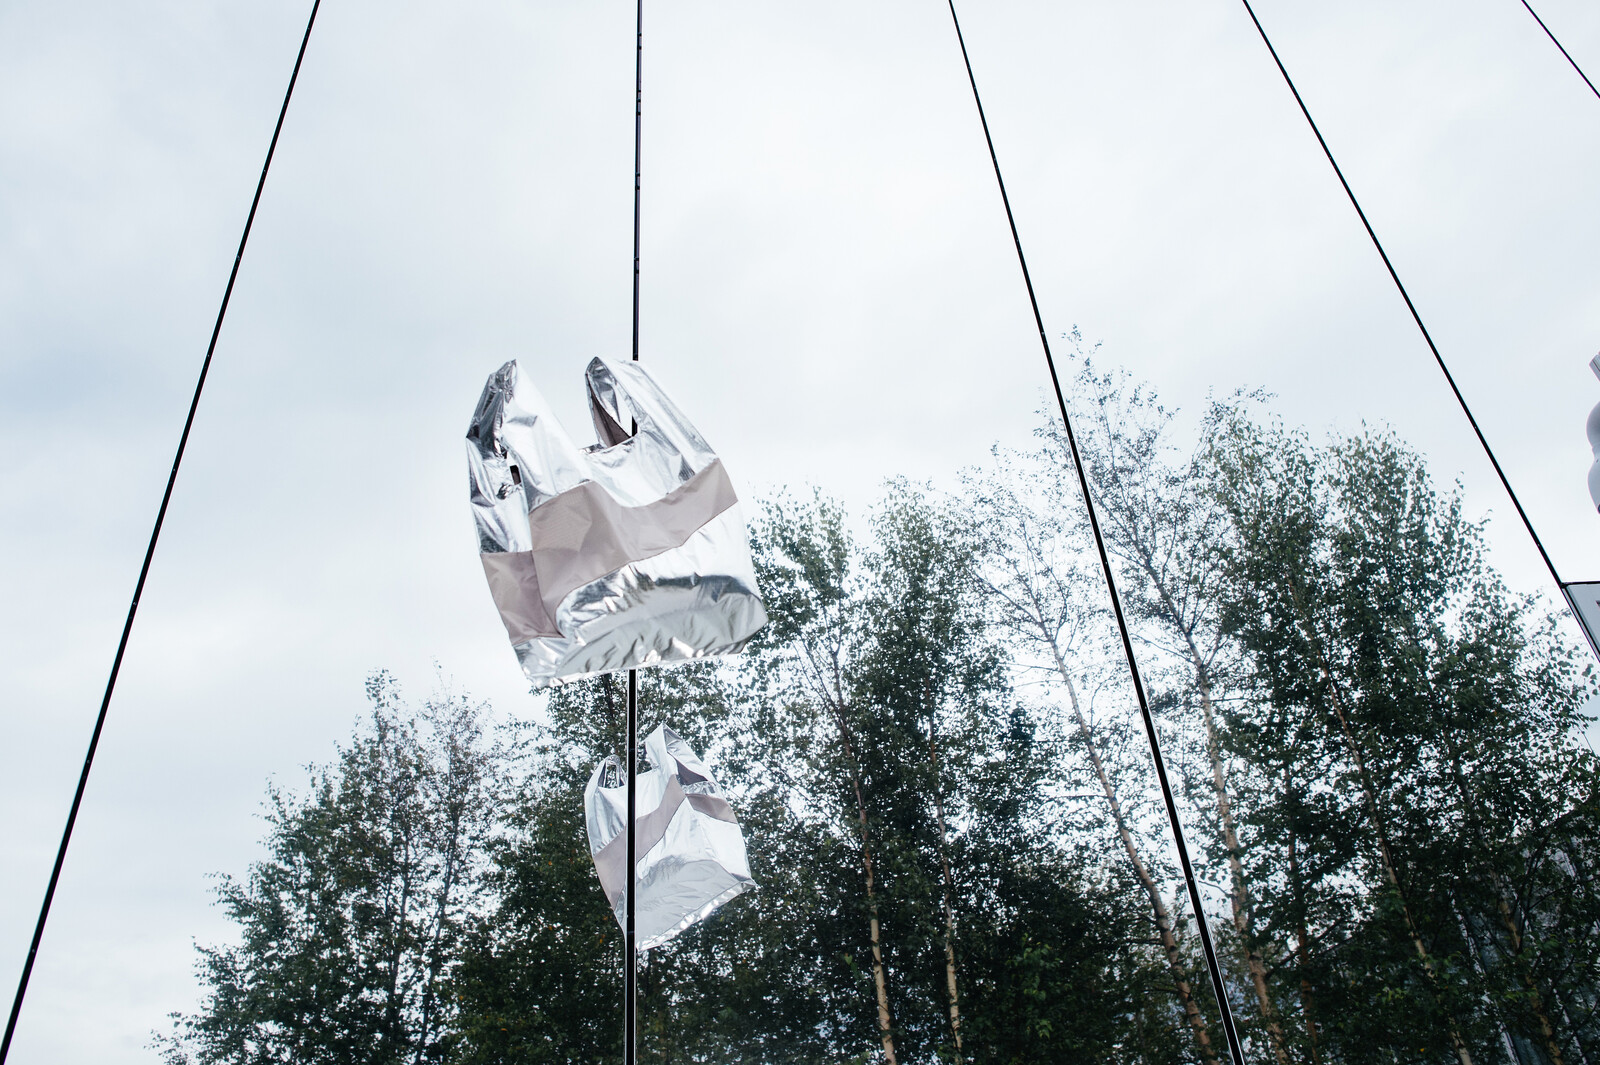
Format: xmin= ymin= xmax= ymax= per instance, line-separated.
xmin=466 ymin=357 xmax=767 ymax=686
xmin=584 ymin=724 xmax=755 ymax=949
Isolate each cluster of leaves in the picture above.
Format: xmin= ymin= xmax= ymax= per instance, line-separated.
xmin=157 ymin=676 xmax=496 ymax=1064
xmin=1005 ymin=337 xmax=1600 ymax=1065
xmin=159 ymin=350 xmax=1600 ymax=1065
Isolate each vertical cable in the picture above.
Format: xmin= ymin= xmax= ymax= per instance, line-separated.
xmin=632 ymin=0 xmax=644 ymax=368
xmin=1234 ymin=0 xmax=1567 ymax=595
xmin=940 ymin=5 xmax=1248 ymax=1063
xmin=1518 ymin=0 xmax=1600 ymax=103
xmin=624 ymin=668 xmax=639 ymax=1065
xmin=624 ymin=0 xmax=644 ymax=1062
xmin=0 ymin=4 xmax=322 ymax=1061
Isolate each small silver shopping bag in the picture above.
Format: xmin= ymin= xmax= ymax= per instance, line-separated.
xmin=466 ymin=357 xmax=767 ymax=687
xmin=584 ymin=724 xmax=756 ymax=949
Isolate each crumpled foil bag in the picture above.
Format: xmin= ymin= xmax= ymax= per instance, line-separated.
xmin=585 ymin=724 xmax=756 ymax=949
xmin=466 ymin=357 xmax=767 ymax=687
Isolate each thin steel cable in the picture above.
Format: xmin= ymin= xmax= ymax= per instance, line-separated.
xmin=1518 ymin=0 xmax=1600 ymax=102
xmin=632 ymin=0 xmax=644 ymax=369
xmin=1235 ymin=0 xmax=1566 ymax=597
xmin=0 ymin=3 xmax=323 ymax=1060
xmin=625 ymin=668 xmax=639 ymax=1064
xmin=941 ymin=4 xmax=1248 ymax=1063
xmin=625 ymin=0 xmax=643 ymax=1061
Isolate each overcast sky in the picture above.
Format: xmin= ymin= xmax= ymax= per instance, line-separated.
xmin=2 ymin=0 xmax=1598 ymax=1059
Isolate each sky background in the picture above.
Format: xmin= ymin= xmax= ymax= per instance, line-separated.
xmin=1 ymin=0 xmax=1598 ymax=1059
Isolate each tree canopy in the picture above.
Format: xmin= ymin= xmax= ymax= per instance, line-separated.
xmin=161 ymin=357 xmax=1600 ymax=1065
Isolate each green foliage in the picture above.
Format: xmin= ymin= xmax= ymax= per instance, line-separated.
xmin=163 ymin=358 xmax=1600 ymax=1065
xmin=158 ymin=675 xmax=497 ymax=1065
xmin=1202 ymin=409 xmax=1600 ymax=1065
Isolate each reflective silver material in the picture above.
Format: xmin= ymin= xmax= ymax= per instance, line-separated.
xmin=585 ymin=724 xmax=755 ymax=950
xmin=466 ymin=357 xmax=767 ymax=686
xmin=1587 ymin=354 xmax=1600 ymax=514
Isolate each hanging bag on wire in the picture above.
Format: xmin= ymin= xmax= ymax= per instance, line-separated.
xmin=465 ymin=356 xmax=767 ymax=686
xmin=584 ymin=723 xmax=755 ymax=949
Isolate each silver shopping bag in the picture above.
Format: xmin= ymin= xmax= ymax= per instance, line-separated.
xmin=584 ymin=724 xmax=755 ymax=949
xmin=466 ymin=357 xmax=767 ymax=686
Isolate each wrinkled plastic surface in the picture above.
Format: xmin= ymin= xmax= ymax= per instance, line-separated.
xmin=466 ymin=357 xmax=767 ymax=687
xmin=584 ymin=724 xmax=755 ymax=950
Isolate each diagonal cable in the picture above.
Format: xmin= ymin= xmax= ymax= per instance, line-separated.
xmin=0 ymin=3 xmax=323 ymax=1059
xmin=940 ymin=4 xmax=1249 ymax=1063
xmin=1234 ymin=0 xmax=1566 ymax=597
xmin=1518 ymin=0 xmax=1600 ymax=102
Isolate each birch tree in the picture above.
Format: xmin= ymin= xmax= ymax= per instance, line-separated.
xmin=966 ymin=439 xmax=1222 ymax=1065
xmin=1055 ymin=348 xmax=1295 ymax=1063
xmin=1205 ymin=412 xmax=1600 ymax=1065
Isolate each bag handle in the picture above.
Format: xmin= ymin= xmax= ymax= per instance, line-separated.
xmin=584 ymin=358 xmax=718 ymax=471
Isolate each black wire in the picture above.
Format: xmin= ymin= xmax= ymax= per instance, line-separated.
xmin=624 ymin=669 xmax=639 ymax=1064
xmin=1234 ymin=0 xmax=1566 ymax=596
xmin=624 ymin=1 xmax=643 ymax=1062
xmin=1518 ymin=0 xmax=1600 ymax=102
xmin=0 ymin=3 xmax=322 ymax=1060
xmin=940 ymin=5 xmax=1248 ymax=1064
xmin=632 ymin=0 xmax=644 ymax=368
